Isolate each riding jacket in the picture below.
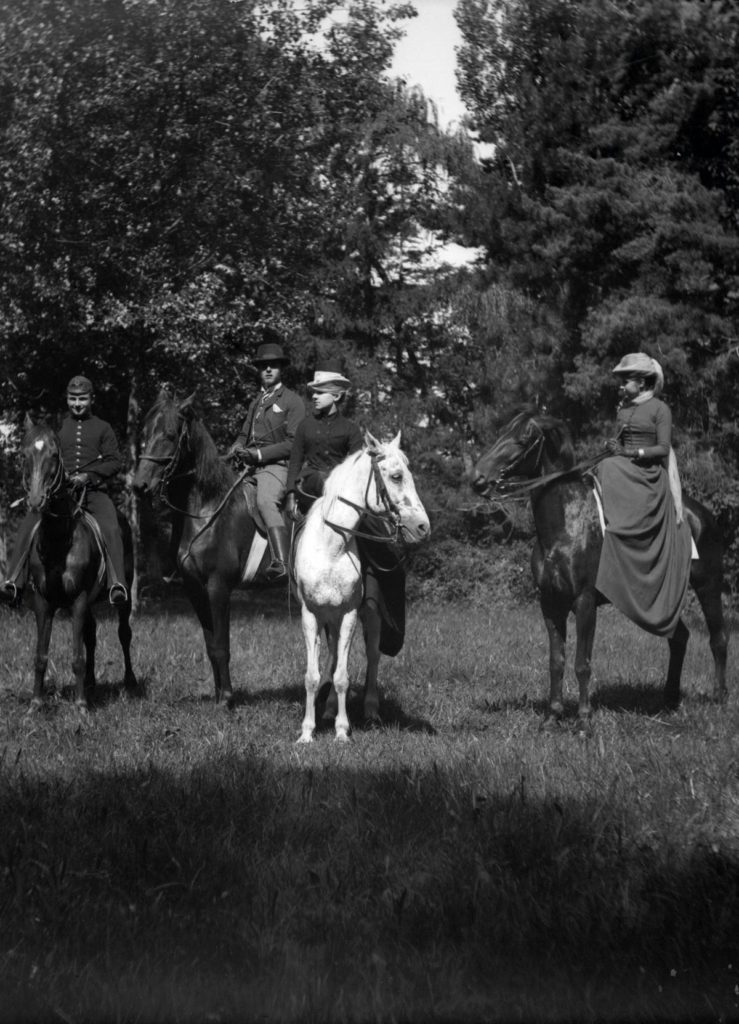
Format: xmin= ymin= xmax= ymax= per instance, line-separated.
xmin=58 ymin=413 xmax=123 ymax=489
xmin=236 ymin=384 xmax=305 ymax=466
xmin=285 ymin=412 xmax=364 ymax=496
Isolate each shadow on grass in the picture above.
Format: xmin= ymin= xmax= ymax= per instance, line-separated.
xmin=2 ymin=754 xmax=738 ymax=1023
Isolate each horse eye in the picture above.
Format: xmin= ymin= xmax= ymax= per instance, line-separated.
xmin=390 ymin=472 xmax=403 ymax=482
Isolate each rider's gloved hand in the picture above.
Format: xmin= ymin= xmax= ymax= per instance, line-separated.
xmin=604 ymin=439 xmax=627 ymax=457
xmin=284 ymin=493 xmax=299 ymax=522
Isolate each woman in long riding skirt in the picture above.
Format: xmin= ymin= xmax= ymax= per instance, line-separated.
xmin=596 ymin=353 xmax=691 ymax=637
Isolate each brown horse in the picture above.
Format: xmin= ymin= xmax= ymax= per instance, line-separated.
xmin=20 ymin=419 xmax=137 ymax=710
xmin=133 ymin=388 xmax=266 ymax=707
xmin=472 ymin=411 xmax=727 ymax=728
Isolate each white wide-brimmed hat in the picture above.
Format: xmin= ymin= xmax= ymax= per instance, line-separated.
xmin=307 ymin=360 xmax=351 ymax=393
xmin=612 ymin=352 xmax=664 ymax=395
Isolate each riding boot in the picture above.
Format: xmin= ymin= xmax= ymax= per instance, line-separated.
xmin=0 ymin=513 xmax=37 ymax=605
xmin=265 ymin=526 xmax=290 ymax=582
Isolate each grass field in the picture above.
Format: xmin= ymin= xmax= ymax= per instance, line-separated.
xmin=1 ymin=587 xmax=738 ymax=1023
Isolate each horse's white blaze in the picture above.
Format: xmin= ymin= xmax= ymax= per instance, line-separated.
xmin=294 ymin=441 xmax=429 ymax=742
xmin=34 ymin=439 xmax=45 ymax=451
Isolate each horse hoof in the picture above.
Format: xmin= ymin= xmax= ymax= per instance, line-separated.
xmin=539 ymin=716 xmax=561 ymax=733
xmin=27 ymin=698 xmax=44 ymax=714
xmin=574 ymin=718 xmax=592 ymax=738
xmin=335 ymin=730 xmax=350 ymax=743
xmin=296 ymin=732 xmax=314 ymax=744
xmin=75 ymin=701 xmax=89 ymax=716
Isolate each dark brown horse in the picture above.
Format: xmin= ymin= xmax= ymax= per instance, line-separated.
xmin=133 ymin=388 xmax=265 ymax=707
xmin=20 ymin=419 xmax=137 ymax=710
xmin=472 ymin=411 xmax=727 ymax=728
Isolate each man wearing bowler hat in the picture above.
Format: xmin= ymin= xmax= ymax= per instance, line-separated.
xmin=228 ymin=339 xmax=305 ymax=581
xmin=0 ymin=374 xmax=129 ymax=606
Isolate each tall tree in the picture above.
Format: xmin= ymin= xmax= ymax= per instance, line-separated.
xmin=455 ymin=0 xmax=739 ymax=441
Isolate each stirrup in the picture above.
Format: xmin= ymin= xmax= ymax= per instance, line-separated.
xmin=109 ymin=583 xmax=128 ymax=607
xmin=265 ymin=560 xmax=287 ymax=582
xmin=0 ymin=581 xmax=19 ymax=605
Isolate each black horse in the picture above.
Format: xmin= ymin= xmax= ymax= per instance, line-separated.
xmin=472 ymin=411 xmax=727 ymax=727
xmin=133 ymin=388 xmax=268 ymax=707
xmin=19 ymin=419 xmax=137 ymax=710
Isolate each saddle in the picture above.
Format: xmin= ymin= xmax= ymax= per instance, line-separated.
xmin=23 ymin=510 xmax=108 ymax=595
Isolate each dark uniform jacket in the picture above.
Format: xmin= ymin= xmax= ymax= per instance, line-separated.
xmin=236 ymin=384 xmax=305 ymax=466
xmin=286 ymin=412 xmax=364 ymax=494
xmin=58 ymin=414 xmax=123 ymax=489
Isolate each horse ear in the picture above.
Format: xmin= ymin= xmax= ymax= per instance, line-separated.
xmin=24 ymin=412 xmax=35 ymax=430
xmin=179 ymin=392 xmax=197 ymax=419
xmin=364 ymin=429 xmax=380 ymax=453
xmin=389 ymin=430 xmax=402 ymax=449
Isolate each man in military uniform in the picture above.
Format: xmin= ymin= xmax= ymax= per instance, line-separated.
xmin=229 ymin=341 xmax=305 ymax=581
xmin=0 ymin=375 xmax=129 ymax=606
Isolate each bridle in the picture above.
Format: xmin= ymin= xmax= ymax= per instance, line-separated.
xmin=475 ymin=423 xmax=546 ymax=499
xmin=476 ymin=420 xmax=608 ymax=501
xmin=138 ymin=412 xmax=194 ymax=504
xmin=21 ymin=437 xmax=83 ymax=518
xmin=324 ymin=449 xmax=406 ymax=546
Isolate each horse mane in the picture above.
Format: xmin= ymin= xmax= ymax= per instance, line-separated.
xmin=146 ymin=392 xmax=234 ymax=500
xmin=533 ymin=414 xmax=576 ymax=470
xmin=319 ymin=448 xmax=369 ymax=520
xmin=502 ymin=409 xmax=576 ymax=471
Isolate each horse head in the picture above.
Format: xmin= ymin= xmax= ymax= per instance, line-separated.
xmin=472 ymin=411 xmax=576 ymax=497
xmin=21 ymin=417 xmax=66 ymax=513
xmin=364 ymin=430 xmax=431 ymax=545
xmin=133 ymin=387 xmax=197 ymax=497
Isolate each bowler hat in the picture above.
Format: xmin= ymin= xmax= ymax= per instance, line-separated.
xmin=253 ymin=342 xmax=289 ymax=366
xmin=612 ymin=352 xmax=663 ymax=394
xmin=307 ymin=359 xmax=351 ymax=393
xmin=67 ymin=374 xmax=94 ymax=394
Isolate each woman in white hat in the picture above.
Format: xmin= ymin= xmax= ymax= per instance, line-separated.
xmin=285 ymin=359 xmax=408 ymax=660
xmin=284 ymin=360 xmax=363 ymax=519
xmin=597 ymin=352 xmax=692 ymax=637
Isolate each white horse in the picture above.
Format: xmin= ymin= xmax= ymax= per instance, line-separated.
xmin=293 ymin=431 xmax=431 ymax=742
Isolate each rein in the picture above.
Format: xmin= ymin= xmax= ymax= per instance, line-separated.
xmin=480 ymin=427 xmax=610 ymax=502
xmin=139 ymin=410 xmax=252 ymax=562
xmin=323 ymin=451 xmax=404 ymax=546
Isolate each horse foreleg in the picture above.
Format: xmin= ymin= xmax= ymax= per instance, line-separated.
xmin=573 ymin=590 xmax=597 ymax=730
xmin=116 ymin=603 xmax=138 ymax=694
xmin=71 ymin=595 xmax=90 ymax=710
xmin=83 ymin=608 xmax=97 ymax=693
xmin=359 ymin=599 xmax=382 ymax=725
xmin=31 ymin=595 xmax=54 ymax=709
xmin=299 ymin=606 xmax=322 ymax=743
xmin=183 ymin=578 xmax=233 ymax=707
xmin=692 ymin=577 xmax=728 ymax=703
xmin=321 ymin=624 xmax=339 ymax=723
xmin=665 ymin=618 xmax=689 ymax=711
xmin=541 ymin=595 xmax=567 ymax=725
xmin=332 ymin=609 xmax=358 ymax=742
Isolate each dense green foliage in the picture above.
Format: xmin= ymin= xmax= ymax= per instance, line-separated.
xmin=2 ymin=0 xmax=739 ymax=586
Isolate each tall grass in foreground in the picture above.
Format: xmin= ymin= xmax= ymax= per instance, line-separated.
xmin=1 ymin=591 xmax=738 ymax=1023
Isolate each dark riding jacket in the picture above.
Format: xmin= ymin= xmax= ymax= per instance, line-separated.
xmin=286 ymin=412 xmax=364 ymax=495
xmin=58 ymin=414 xmax=123 ymax=489
xmin=236 ymin=384 xmax=305 ymax=466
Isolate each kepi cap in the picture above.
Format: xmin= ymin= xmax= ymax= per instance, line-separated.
xmin=67 ymin=374 xmax=94 ymax=394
